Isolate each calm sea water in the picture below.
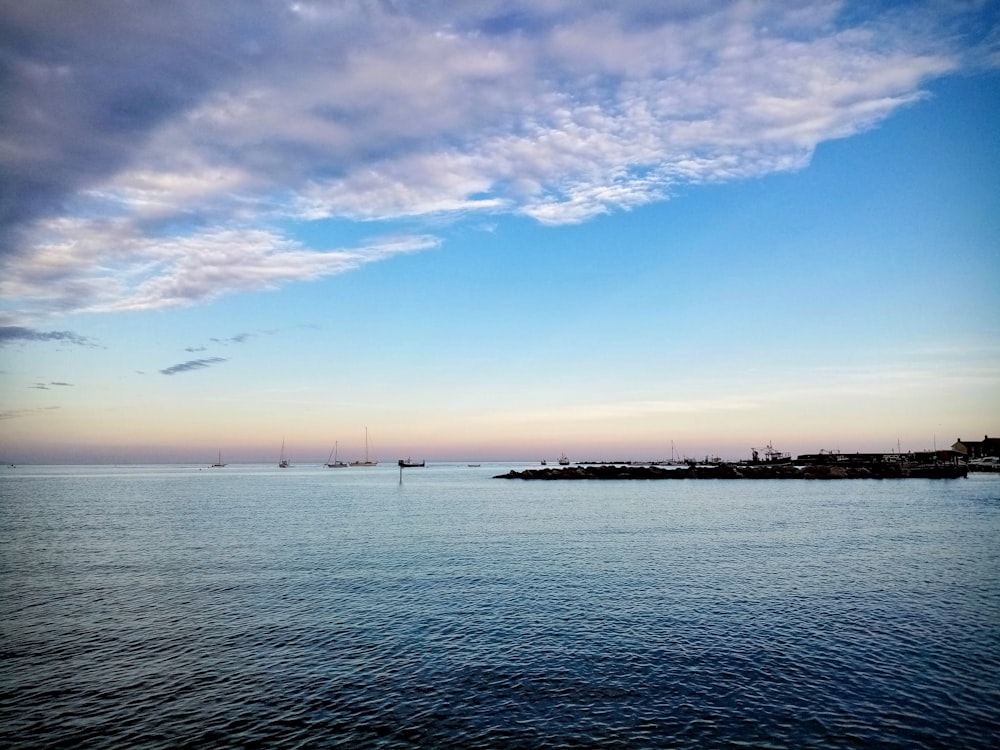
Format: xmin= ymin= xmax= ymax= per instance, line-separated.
xmin=2 ymin=463 xmax=998 ymax=749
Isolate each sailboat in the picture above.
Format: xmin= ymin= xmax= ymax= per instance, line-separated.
xmin=558 ymin=452 xmax=570 ymax=466
xmin=278 ymin=439 xmax=290 ymax=468
xmin=326 ymin=441 xmax=347 ymax=468
xmin=210 ymin=450 xmax=226 ymax=468
xmin=349 ymin=427 xmax=378 ymax=466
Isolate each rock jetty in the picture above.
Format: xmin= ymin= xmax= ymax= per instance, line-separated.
xmin=495 ymin=463 xmax=967 ymax=480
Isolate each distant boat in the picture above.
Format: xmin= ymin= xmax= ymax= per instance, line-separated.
xmin=398 ymin=458 xmax=425 ymax=467
xmin=558 ymin=452 xmax=570 ymax=466
xmin=969 ymin=456 xmax=1000 ymax=472
xmin=540 ymin=459 xmax=547 ymax=466
xmin=350 ymin=427 xmax=378 ymax=466
xmin=278 ymin=439 xmax=290 ymax=468
xmin=750 ymin=442 xmax=791 ymax=465
xmin=467 ymin=464 xmax=481 ymax=467
xmin=210 ymin=450 xmax=226 ymax=468
xmin=326 ymin=441 xmax=347 ymax=468
xmin=969 ymin=456 xmax=999 ymax=467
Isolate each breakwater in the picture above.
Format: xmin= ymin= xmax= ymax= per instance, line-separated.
xmin=496 ymin=463 xmax=968 ymax=480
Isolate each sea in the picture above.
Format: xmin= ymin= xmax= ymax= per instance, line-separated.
xmin=2 ymin=463 xmax=998 ymax=749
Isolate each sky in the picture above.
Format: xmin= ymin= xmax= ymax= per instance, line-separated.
xmin=1 ymin=0 xmax=999 ymax=464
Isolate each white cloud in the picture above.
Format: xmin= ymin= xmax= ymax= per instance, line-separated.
xmin=0 ymin=218 xmax=439 ymax=314
xmin=97 ymin=230 xmax=439 ymax=313
xmin=0 ymin=0 xmax=989 ymax=318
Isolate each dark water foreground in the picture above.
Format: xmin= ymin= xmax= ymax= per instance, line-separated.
xmin=2 ymin=465 xmax=999 ymax=748
xmin=497 ymin=463 xmax=969 ymax=479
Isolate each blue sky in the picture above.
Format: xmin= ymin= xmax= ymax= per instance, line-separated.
xmin=1 ymin=0 xmax=998 ymax=463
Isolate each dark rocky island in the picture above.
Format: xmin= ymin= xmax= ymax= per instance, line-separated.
xmin=495 ymin=462 xmax=968 ymax=480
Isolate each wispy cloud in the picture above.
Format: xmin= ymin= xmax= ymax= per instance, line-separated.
xmin=210 ymin=333 xmax=251 ymax=345
xmin=0 ymin=326 xmax=94 ymax=347
xmin=492 ymin=355 xmax=1000 ymax=426
xmin=1 ymin=224 xmax=439 ymax=315
xmin=0 ymin=1 xmax=992 ymax=318
xmin=0 ymin=406 xmax=60 ymax=421
xmin=29 ymin=381 xmax=73 ymax=390
xmin=495 ymin=396 xmax=764 ymax=425
xmin=185 ymin=324 xmax=316 ymax=355
xmin=160 ymin=357 xmax=227 ymax=376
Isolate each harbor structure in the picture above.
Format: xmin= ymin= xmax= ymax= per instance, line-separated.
xmin=952 ymin=435 xmax=1000 ymax=461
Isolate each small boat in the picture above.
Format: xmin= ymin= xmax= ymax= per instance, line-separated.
xmin=210 ymin=450 xmax=226 ymax=468
xmin=969 ymin=456 xmax=1000 ymax=472
xmin=467 ymin=464 xmax=481 ymax=467
xmin=558 ymin=452 xmax=570 ymax=466
xmin=540 ymin=459 xmax=547 ymax=465
xmin=278 ymin=439 xmax=290 ymax=468
xmin=326 ymin=442 xmax=347 ymax=468
xmin=349 ymin=427 xmax=378 ymax=466
xmin=398 ymin=458 xmax=425 ymax=467
xmin=970 ymin=456 xmax=999 ymax=466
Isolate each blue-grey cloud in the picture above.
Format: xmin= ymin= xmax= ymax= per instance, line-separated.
xmin=0 ymin=326 xmax=94 ymax=346
xmin=0 ymin=1 xmax=264 ymax=246
xmin=160 ymin=357 xmax=227 ymax=376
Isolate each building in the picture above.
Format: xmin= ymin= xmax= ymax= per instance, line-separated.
xmin=952 ymin=435 xmax=1000 ymax=460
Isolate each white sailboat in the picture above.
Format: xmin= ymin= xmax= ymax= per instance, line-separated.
xmin=278 ymin=439 xmax=290 ymax=468
xmin=326 ymin=441 xmax=347 ymax=468
xmin=350 ymin=427 xmax=378 ymax=466
xmin=210 ymin=449 xmax=226 ymax=468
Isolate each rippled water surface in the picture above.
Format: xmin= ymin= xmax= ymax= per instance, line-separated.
xmin=2 ymin=464 xmax=999 ymax=748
